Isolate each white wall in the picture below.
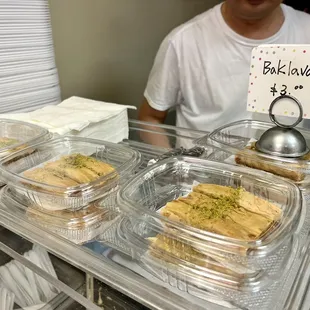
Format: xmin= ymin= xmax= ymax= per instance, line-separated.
xmin=49 ymin=0 xmax=221 ymax=119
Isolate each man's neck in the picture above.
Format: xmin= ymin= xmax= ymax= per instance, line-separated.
xmin=221 ymin=3 xmax=285 ymax=40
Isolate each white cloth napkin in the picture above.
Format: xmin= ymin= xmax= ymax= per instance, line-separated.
xmin=1 ymin=96 xmax=136 ymax=142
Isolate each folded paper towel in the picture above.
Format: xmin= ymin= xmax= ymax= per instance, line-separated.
xmin=1 ymin=97 xmax=136 ymax=143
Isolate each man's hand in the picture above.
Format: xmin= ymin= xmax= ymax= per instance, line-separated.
xmin=138 ymin=98 xmax=171 ymax=148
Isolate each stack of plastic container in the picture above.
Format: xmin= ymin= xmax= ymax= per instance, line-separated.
xmin=0 ymin=136 xmax=141 ymax=244
xmin=117 ymin=157 xmax=305 ymax=308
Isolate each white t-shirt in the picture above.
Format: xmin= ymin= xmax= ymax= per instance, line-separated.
xmin=144 ymin=3 xmax=310 ymax=132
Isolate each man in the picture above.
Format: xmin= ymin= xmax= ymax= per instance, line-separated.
xmin=139 ymin=0 xmax=310 ymax=137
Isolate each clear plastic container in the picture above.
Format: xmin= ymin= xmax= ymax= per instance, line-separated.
xmin=195 ymin=119 xmax=310 ymax=186
xmin=1 ymin=186 xmax=120 ymax=244
xmin=127 ymin=119 xmax=207 ymax=150
xmin=0 ymin=119 xmax=50 ymax=159
xmin=118 ymin=157 xmax=303 ymax=274
xmin=0 ymin=136 xmax=141 ymax=211
xmin=117 ymin=216 xmax=298 ymax=293
xmin=0 ymin=119 xmax=50 ymax=188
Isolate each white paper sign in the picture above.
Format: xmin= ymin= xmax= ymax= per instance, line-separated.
xmin=247 ymin=44 xmax=310 ymax=119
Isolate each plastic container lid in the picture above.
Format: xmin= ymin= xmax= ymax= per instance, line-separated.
xmin=196 ymin=119 xmax=310 ymax=185
xmin=0 ymin=119 xmax=50 ymax=158
xmin=0 ymin=136 xmax=141 ymax=211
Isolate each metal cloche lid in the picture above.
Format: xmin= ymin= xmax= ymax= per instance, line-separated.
xmin=256 ymin=95 xmax=309 ymax=158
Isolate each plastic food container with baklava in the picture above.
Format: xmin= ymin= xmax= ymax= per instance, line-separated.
xmin=0 ymin=119 xmax=51 ymax=186
xmin=0 ymin=186 xmax=120 ymax=244
xmin=196 ymin=119 xmax=310 ymax=186
xmin=117 ymin=157 xmax=303 ymax=278
xmin=0 ymin=119 xmax=50 ymax=158
xmin=117 ymin=215 xmax=298 ymax=295
xmin=0 ymin=136 xmax=141 ymax=211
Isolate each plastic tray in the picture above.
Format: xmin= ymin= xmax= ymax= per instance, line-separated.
xmin=196 ymin=119 xmax=310 ymax=186
xmin=0 ymin=119 xmax=50 ymax=159
xmin=118 ymin=157 xmax=303 ymax=274
xmin=0 ymin=136 xmax=141 ymax=211
xmin=1 ymin=186 xmax=120 ymax=244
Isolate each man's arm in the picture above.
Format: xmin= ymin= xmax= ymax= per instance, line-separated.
xmin=138 ymin=98 xmax=171 ymax=148
xmin=138 ymin=30 xmax=180 ymax=148
xmin=139 ymin=98 xmax=167 ymax=125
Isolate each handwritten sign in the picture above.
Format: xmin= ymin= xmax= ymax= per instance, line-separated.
xmin=247 ymin=44 xmax=310 ymax=119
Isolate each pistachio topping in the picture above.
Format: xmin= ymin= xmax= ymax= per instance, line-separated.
xmin=189 ymin=187 xmax=243 ymax=222
xmin=64 ymin=154 xmax=90 ymax=168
